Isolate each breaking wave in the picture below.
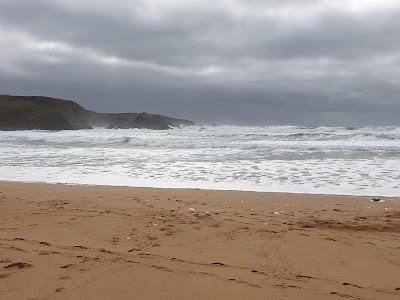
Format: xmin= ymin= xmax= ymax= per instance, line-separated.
xmin=0 ymin=125 xmax=399 ymax=196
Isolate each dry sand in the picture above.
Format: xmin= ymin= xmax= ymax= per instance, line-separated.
xmin=0 ymin=182 xmax=399 ymax=299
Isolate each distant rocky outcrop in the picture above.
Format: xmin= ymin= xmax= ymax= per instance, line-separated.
xmin=0 ymin=95 xmax=194 ymax=130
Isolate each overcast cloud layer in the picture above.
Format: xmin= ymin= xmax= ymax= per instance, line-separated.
xmin=0 ymin=0 xmax=399 ymax=125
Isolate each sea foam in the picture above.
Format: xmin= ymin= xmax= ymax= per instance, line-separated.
xmin=0 ymin=125 xmax=399 ymax=196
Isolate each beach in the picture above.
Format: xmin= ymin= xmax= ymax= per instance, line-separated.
xmin=0 ymin=181 xmax=399 ymax=299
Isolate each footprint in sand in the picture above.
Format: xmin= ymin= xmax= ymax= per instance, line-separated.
xmin=111 ymin=236 xmax=120 ymax=245
xmin=79 ymin=268 xmax=89 ymax=272
xmin=151 ymin=265 xmax=172 ymax=272
xmin=37 ymin=251 xmax=59 ymax=256
xmin=171 ymin=257 xmax=185 ymax=262
xmin=297 ymin=275 xmax=317 ymax=279
xmin=99 ymin=248 xmax=114 ymax=254
xmin=128 ymin=248 xmax=142 ymax=253
xmin=8 ymin=246 xmax=28 ymax=253
xmin=4 ymin=262 xmax=32 ymax=269
xmin=0 ymin=259 xmax=12 ymax=264
xmin=330 ymin=292 xmax=353 ymax=298
xmin=228 ymin=278 xmax=262 ymax=288
xmin=342 ymin=282 xmax=363 ymax=289
xmin=60 ymin=264 xmax=75 ymax=269
xmin=74 ymin=245 xmax=89 ymax=250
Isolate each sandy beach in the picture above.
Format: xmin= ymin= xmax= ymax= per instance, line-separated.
xmin=0 ymin=182 xmax=399 ymax=299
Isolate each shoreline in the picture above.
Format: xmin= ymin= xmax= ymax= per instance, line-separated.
xmin=1 ymin=180 xmax=398 ymax=199
xmin=0 ymin=181 xmax=399 ymax=299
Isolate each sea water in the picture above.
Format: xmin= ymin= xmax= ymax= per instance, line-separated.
xmin=0 ymin=125 xmax=399 ymax=196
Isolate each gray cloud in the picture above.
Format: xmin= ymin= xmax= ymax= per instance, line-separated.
xmin=0 ymin=0 xmax=399 ymax=125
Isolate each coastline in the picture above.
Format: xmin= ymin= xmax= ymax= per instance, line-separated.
xmin=0 ymin=179 xmax=397 ymax=198
xmin=0 ymin=181 xmax=399 ymax=299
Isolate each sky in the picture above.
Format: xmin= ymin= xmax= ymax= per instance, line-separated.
xmin=0 ymin=0 xmax=399 ymax=125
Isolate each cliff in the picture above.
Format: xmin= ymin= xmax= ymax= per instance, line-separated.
xmin=0 ymin=95 xmax=194 ymax=130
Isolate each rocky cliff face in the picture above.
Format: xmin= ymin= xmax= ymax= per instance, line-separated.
xmin=85 ymin=111 xmax=194 ymax=130
xmin=0 ymin=95 xmax=194 ymax=130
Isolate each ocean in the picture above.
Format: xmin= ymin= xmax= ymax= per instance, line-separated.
xmin=0 ymin=125 xmax=399 ymax=197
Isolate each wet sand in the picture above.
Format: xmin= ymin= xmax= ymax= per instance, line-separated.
xmin=0 ymin=181 xmax=399 ymax=299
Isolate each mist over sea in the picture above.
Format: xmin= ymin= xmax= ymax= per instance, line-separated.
xmin=0 ymin=125 xmax=399 ymax=197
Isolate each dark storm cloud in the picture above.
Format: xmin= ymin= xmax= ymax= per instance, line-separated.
xmin=0 ymin=0 xmax=399 ymax=125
